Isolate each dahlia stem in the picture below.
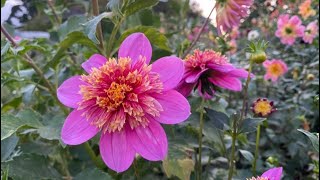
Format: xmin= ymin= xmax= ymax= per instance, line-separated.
xmin=197 ymin=97 xmax=206 ymax=180
xmin=228 ymin=116 xmax=238 ymax=180
xmin=92 ymin=0 xmax=105 ymax=55
xmin=182 ymin=4 xmax=216 ymax=59
xmin=252 ymin=124 xmax=261 ymax=176
xmin=84 ymin=142 xmax=105 ymax=170
xmin=228 ymin=61 xmax=254 ymax=180
xmin=106 ymin=17 xmax=124 ymax=57
xmin=1 ymin=25 xmax=69 ymax=115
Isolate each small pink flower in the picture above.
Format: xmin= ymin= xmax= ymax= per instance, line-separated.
xmin=216 ymin=0 xmax=253 ymax=33
xmin=57 ymin=33 xmax=191 ymax=172
xmin=176 ymin=49 xmax=252 ymax=99
xmin=303 ymin=21 xmax=318 ymax=44
xmin=13 ymin=36 xmax=22 ymax=43
xmin=247 ymin=167 xmax=283 ymax=180
xmin=275 ymin=14 xmax=305 ymax=46
xmin=230 ymin=27 xmax=240 ymax=39
xmin=228 ymin=39 xmax=237 ymax=54
xmin=263 ymin=59 xmax=288 ymax=82
xmin=188 ymin=26 xmax=209 ymax=41
xmin=299 ymin=0 xmax=316 ymax=20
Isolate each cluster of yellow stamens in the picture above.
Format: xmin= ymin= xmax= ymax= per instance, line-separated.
xmin=251 ymin=98 xmax=276 ymax=117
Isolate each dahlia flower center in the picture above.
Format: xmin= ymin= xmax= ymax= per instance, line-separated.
xmin=269 ymin=64 xmax=282 ymax=76
xmin=78 ymin=57 xmax=164 ymax=132
xmin=285 ymin=27 xmax=293 ymax=34
xmin=253 ymin=101 xmax=272 ymax=116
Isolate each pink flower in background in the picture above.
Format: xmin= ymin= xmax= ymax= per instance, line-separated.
xmin=188 ymin=25 xmax=209 ymax=41
xmin=230 ymin=27 xmax=240 ymax=39
xmin=176 ymin=49 xmax=252 ymax=99
xmin=228 ymin=39 xmax=237 ymax=54
xmin=299 ymin=0 xmax=316 ymax=20
xmin=263 ymin=59 xmax=288 ymax=82
xmin=216 ymin=0 xmax=253 ymax=33
xmin=303 ymin=21 xmax=318 ymax=44
xmin=247 ymin=167 xmax=283 ymax=180
xmin=57 ymin=33 xmax=191 ymax=172
xmin=275 ymin=14 xmax=305 ymax=45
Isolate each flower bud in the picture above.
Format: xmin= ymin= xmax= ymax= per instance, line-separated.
xmin=249 ymin=50 xmax=267 ymax=64
xmin=246 ymin=40 xmax=268 ymax=64
xmin=307 ymin=74 xmax=315 ymax=81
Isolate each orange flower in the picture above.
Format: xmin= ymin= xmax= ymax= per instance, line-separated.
xmin=299 ymin=0 xmax=316 ymax=19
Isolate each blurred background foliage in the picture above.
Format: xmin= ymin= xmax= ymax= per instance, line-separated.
xmin=1 ymin=0 xmax=319 ymax=179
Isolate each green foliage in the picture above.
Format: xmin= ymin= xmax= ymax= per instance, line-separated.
xmin=124 ymin=0 xmax=159 ymax=17
xmin=297 ymin=129 xmax=319 ymax=152
xmin=74 ymin=168 xmax=113 ymax=180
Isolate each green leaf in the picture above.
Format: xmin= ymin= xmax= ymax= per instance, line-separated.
xmin=36 ymin=114 xmax=65 ymax=146
xmin=1 ymin=165 xmax=9 ymax=180
xmin=74 ymin=168 xmax=113 ymax=180
xmin=162 ymin=158 xmax=194 ymax=180
xmin=58 ymin=15 xmax=87 ymax=40
xmin=45 ymin=31 xmax=99 ymax=70
xmin=240 ymin=118 xmax=266 ymax=133
xmin=2 ymin=154 xmax=60 ymax=180
xmin=83 ymin=12 xmax=112 ymax=44
xmin=297 ymin=129 xmax=319 ymax=152
xmin=124 ymin=0 xmax=159 ymax=17
xmin=1 ymin=111 xmax=42 ymax=140
xmin=116 ymin=26 xmax=171 ymax=52
xmin=1 ymin=41 xmax=10 ymax=56
xmin=205 ymin=108 xmax=230 ymax=130
xmin=1 ymin=0 xmax=6 ymax=7
xmin=239 ymin=149 xmax=254 ymax=162
xmin=1 ymin=135 xmax=18 ymax=162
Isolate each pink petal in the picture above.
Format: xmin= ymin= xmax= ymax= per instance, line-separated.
xmin=175 ymin=81 xmax=195 ymax=97
xmin=61 ymin=109 xmax=99 ymax=145
xmin=207 ymin=63 xmax=235 ymax=72
xmin=82 ymin=54 xmax=107 ymax=73
xmin=228 ymin=69 xmax=253 ymax=78
xmin=100 ymin=130 xmax=135 ymax=173
xmin=118 ymin=33 xmax=152 ymax=65
xmin=127 ymin=120 xmax=167 ymax=161
xmin=185 ymin=68 xmax=208 ymax=83
xmin=152 ymin=90 xmax=191 ymax=124
xmin=151 ymin=56 xmax=184 ymax=90
xmin=261 ymin=167 xmax=283 ymax=180
xmin=209 ymin=75 xmax=242 ymax=91
xmin=57 ymin=76 xmax=84 ymax=108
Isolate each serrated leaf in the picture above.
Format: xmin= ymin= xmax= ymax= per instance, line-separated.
xmin=297 ymin=129 xmax=319 ymax=152
xmin=205 ymin=108 xmax=230 ymax=130
xmin=1 ymin=111 xmax=42 ymax=140
xmin=83 ymin=12 xmax=112 ymax=44
xmin=2 ymin=154 xmax=60 ymax=180
xmin=116 ymin=26 xmax=171 ymax=52
xmin=240 ymin=118 xmax=266 ymax=133
xmin=36 ymin=114 xmax=65 ymax=146
xmin=124 ymin=0 xmax=159 ymax=17
xmin=1 ymin=135 xmax=18 ymax=162
xmin=74 ymin=168 xmax=113 ymax=180
xmin=45 ymin=31 xmax=99 ymax=70
xmin=239 ymin=149 xmax=254 ymax=162
xmin=58 ymin=15 xmax=87 ymax=40
xmin=162 ymin=158 xmax=194 ymax=180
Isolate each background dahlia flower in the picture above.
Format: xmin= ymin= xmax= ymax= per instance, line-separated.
xmin=247 ymin=167 xmax=283 ymax=180
xmin=298 ymin=0 xmax=316 ymax=20
xmin=216 ymin=0 xmax=253 ymax=33
xmin=57 ymin=33 xmax=191 ymax=172
xmin=303 ymin=21 xmax=319 ymax=44
xmin=263 ymin=59 xmax=288 ymax=82
xmin=176 ymin=49 xmax=252 ymax=99
xmin=275 ymin=14 xmax=305 ymax=46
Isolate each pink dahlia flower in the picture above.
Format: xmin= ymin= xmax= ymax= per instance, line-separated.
xmin=303 ymin=21 xmax=318 ymax=44
xmin=247 ymin=167 xmax=283 ymax=180
xmin=57 ymin=33 xmax=191 ymax=172
xmin=216 ymin=0 xmax=253 ymax=33
xmin=275 ymin=14 xmax=305 ymax=46
xmin=176 ymin=49 xmax=252 ymax=99
xmin=263 ymin=59 xmax=288 ymax=82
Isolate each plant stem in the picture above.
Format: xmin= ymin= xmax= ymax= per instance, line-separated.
xmin=228 ymin=116 xmax=238 ymax=180
xmin=92 ymin=0 xmax=105 ymax=55
xmin=47 ymin=0 xmax=61 ymax=25
xmin=83 ymin=142 xmax=105 ymax=170
xmin=252 ymin=124 xmax=261 ymax=176
xmin=228 ymin=61 xmax=254 ymax=180
xmin=197 ymin=97 xmax=206 ymax=180
xmin=1 ymin=25 xmax=69 ymax=115
xmin=106 ymin=17 xmax=124 ymax=57
xmin=182 ymin=4 xmax=216 ymax=59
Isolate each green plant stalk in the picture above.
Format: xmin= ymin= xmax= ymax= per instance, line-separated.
xmin=106 ymin=17 xmax=125 ymax=57
xmin=252 ymin=124 xmax=261 ymax=176
xmin=197 ymin=97 xmax=206 ymax=180
xmin=92 ymin=0 xmax=105 ymax=55
xmin=228 ymin=61 xmax=254 ymax=180
xmin=84 ymin=142 xmax=105 ymax=170
xmin=1 ymin=25 xmax=69 ymax=115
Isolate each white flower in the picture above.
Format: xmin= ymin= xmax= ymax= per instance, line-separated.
xmin=248 ymin=30 xmax=260 ymax=40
